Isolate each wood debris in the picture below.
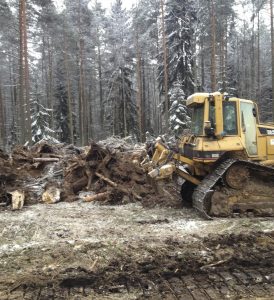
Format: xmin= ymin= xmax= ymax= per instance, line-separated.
xmin=0 ymin=138 xmax=181 ymax=211
xmin=10 ymin=190 xmax=25 ymax=210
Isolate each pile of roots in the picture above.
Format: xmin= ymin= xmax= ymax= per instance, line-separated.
xmin=0 ymin=138 xmax=181 ymax=210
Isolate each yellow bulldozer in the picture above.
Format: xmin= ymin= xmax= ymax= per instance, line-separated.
xmin=144 ymin=92 xmax=274 ymax=219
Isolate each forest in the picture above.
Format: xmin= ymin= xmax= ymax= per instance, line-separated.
xmin=0 ymin=0 xmax=273 ymax=148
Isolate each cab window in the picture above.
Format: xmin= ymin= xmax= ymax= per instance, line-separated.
xmin=223 ymin=102 xmax=237 ymax=135
xmin=191 ymin=105 xmax=204 ymax=135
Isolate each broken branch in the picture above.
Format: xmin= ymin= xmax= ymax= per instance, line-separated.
xmin=95 ymin=172 xmax=117 ymax=187
xmin=84 ymin=191 xmax=111 ymax=202
xmin=33 ymin=158 xmax=60 ymax=163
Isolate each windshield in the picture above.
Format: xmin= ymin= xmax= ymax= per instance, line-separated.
xmin=223 ymin=102 xmax=237 ymax=135
xmin=208 ymin=101 xmax=237 ymax=135
xmin=191 ymin=105 xmax=204 ymax=135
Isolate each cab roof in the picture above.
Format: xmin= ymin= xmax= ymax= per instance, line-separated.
xmin=186 ymin=92 xmax=254 ymax=107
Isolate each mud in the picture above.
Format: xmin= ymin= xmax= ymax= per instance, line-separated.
xmin=1 ymin=202 xmax=274 ymax=299
xmin=1 ymin=140 xmax=274 ymax=299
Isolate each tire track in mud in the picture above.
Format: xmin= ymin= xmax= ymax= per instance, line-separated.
xmin=4 ymin=267 xmax=274 ymax=299
xmin=3 ymin=231 xmax=274 ymax=300
xmin=1 ymin=203 xmax=274 ymax=299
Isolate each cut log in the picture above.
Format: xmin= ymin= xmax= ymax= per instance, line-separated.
xmin=95 ymin=172 xmax=142 ymax=200
xmin=84 ymin=191 xmax=110 ymax=202
xmin=33 ymin=158 xmax=60 ymax=162
xmin=95 ymin=172 xmax=117 ymax=187
xmin=10 ymin=190 xmax=25 ymax=210
xmin=85 ymin=169 xmax=93 ymax=190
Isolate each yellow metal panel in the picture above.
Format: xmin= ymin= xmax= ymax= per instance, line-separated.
xmin=267 ymin=136 xmax=274 ymax=155
xmin=173 ymin=153 xmax=195 ymax=166
xmin=257 ymin=136 xmax=266 ymax=157
xmin=217 ymin=137 xmax=244 ymax=152
xmin=203 ymin=140 xmax=220 ymax=151
xmin=215 ymin=94 xmax=223 ymax=137
xmin=186 ymin=93 xmax=208 ymax=107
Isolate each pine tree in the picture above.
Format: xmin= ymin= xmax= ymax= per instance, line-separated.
xmin=169 ymin=81 xmax=191 ymax=136
xmin=31 ymin=87 xmax=57 ymax=144
xmin=54 ymin=57 xmax=76 ymax=143
xmin=158 ymin=0 xmax=196 ymax=99
xmin=104 ymin=0 xmax=137 ymax=137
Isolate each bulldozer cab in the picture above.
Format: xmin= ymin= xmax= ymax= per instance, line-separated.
xmin=187 ymin=92 xmax=259 ymax=157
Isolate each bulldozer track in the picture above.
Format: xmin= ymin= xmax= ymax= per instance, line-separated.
xmin=6 ymin=266 xmax=274 ymax=299
xmin=193 ymin=159 xmax=274 ymax=219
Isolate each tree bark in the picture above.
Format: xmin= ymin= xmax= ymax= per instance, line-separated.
xmin=63 ymin=28 xmax=74 ymax=144
xmin=270 ymin=0 xmax=274 ymax=120
xmin=0 ymin=82 xmax=6 ymax=147
xmin=135 ymin=32 xmax=144 ymax=142
xmin=19 ymin=0 xmax=31 ymax=143
xmin=97 ymin=28 xmax=104 ymax=132
xmin=160 ymin=0 xmax=169 ymax=132
xmin=122 ymin=69 xmax=127 ymax=137
xmin=19 ymin=0 xmax=25 ymax=143
xmin=251 ymin=1 xmax=255 ymax=99
xmin=257 ymin=11 xmax=261 ymax=102
xmin=210 ymin=0 xmax=216 ymax=92
xmin=78 ymin=0 xmax=87 ymax=145
xmin=47 ymin=37 xmax=54 ymax=130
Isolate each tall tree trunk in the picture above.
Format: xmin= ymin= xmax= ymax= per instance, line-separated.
xmin=270 ymin=0 xmax=274 ymax=120
xmin=97 ymin=29 xmax=103 ymax=132
xmin=135 ymin=32 xmax=144 ymax=142
xmin=201 ymin=38 xmax=205 ymax=89
xmin=220 ymin=28 xmax=224 ymax=91
xmin=19 ymin=0 xmax=25 ymax=143
xmin=251 ymin=1 xmax=255 ymax=99
xmin=41 ymin=36 xmax=46 ymax=103
xmin=0 ymin=82 xmax=6 ymax=147
xmin=243 ymin=19 xmax=249 ymax=96
xmin=210 ymin=0 xmax=216 ymax=91
xmin=19 ymin=0 xmax=31 ymax=143
xmin=47 ymin=37 xmax=54 ymax=130
xmin=257 ymin=12 xmax=261 ymax=103
xmin=77 ymin=0 xmax=87 ymax=145
xmin=220 ymin=0 xmax=224 ymax=91
xmin=23 ymin=0 xmax=31 ymax=142
xmin=160 ymin=0 xmax=169 ymax=132
xmin=122 ymin=70 xmax=127 ymax=137
xmin=142 ymin=58 xmax=147 ymax=134
xmin=79 ymin=37 xmax=86 ymax=144
xmin=224 ymin=18 xmax=228 ymax=92
xmin=9 ymin=51 xmax=18 ymax=143
xmin=63 ymin=30 xmax=74 ymax=144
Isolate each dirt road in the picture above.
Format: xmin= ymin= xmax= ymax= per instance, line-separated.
xmin=1 ymin=202 xmax=274 ymax=299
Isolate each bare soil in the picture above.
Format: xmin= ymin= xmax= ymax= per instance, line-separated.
xmin=1 ymin=139 xmax=274 ymax=299
xmin=1 ymin=202 xmax=274 ymax=299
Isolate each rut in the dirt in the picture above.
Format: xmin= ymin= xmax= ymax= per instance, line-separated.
xmin=2 ymin=231 xmax=274 ymax=299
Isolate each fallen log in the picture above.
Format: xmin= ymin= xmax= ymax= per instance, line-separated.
xmin=95 ymin=172 xmax=142 ymax=200
xmin=33 ymin=158 xmax=60 ymax=162
xmin=95 ymin=172 xmax=117 ymax=187
xmin=84 ymin=191 xmax=110 ymax=202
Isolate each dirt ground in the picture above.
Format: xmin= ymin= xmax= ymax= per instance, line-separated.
xmin=0 ymin=138 xmax=274 ymax=299
xmin=1 ymin=201 xmax=274 ymax=299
